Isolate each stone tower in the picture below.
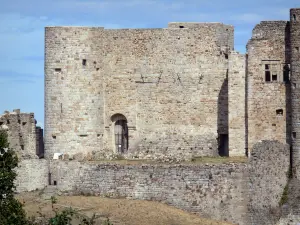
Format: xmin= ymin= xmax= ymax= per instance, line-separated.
xmin=290 ymin=8 xmax=300 ymax=177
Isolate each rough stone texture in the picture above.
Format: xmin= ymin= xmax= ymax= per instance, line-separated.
xmin=46 ymin=140 xmax=290 ymax=225
xmin=248 ymin=141 xmax=290 ymax=225
xmin=290 ymin=9 xmax=300 ymax=178
xmin=247 ymin=20 xmax=291 ymax=154
xmin=15 ymin=159 xmax=48 ymax=192
xmin=228 ymin=52 xmax=246 ymax=156
xmin=50 ymin=161 xmax=249 ymax=224
xmin=0 ymin=109 xmax=43 ymax=158
xmin=44 ymin=23 xmax=240 ymax=160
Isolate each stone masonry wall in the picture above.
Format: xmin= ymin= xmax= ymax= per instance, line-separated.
xmin=45 ymin=23 xmax=237 ymax=160
xmin=247 ymin=21 xmax=290 ymax=153
xmin=0 ymin=109 xmax=39 ymax=158
xmin=248 ymin=141 xmax=290 ymax=225
xmin=15 ymin=159 xmax=48 ymax=192
xmin=50 ymin=161 xmax=249 ymax=224
xmin=228 ymin=52 xmax=246 ymax=156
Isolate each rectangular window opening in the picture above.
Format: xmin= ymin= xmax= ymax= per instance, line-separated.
xmin=293 ymin=14 xmax=297 ymax=21
xmin=55 ymin=68 xmax=62 ymax=72
xmin=20 ymin=145 xmax=24 ymax=150
xmin=272 ymin=74 xmax=277 ymax=81
xmin=0 ymin=122 xmax=3 ymax=125
xmin=18 ymin=119 xmax=21 ymax=124
xmin=7 ymin=120 xmax=10 ymax=124
xmin=179 ymin=25 xmax=185 ymax=28
xmin=265 ymin=71 xmax=271 ymax=82
xmin=293 ymin=132 xmax=297 ymax=139
xmin=52 ymin=135 xmax=56 ymax=139
xmin=296 ymin=47 xmax=299 ymax=52
xmin=265 ymin=64 xmax=270 ymax=70
xmin=53 ymin=181 xmax=57 ymax=186
xmin=82 ymin=59 xmax=87 ymax=66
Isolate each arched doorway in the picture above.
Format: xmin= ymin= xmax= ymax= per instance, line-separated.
xmin=111 ymin=114 xmax=128 ymax=154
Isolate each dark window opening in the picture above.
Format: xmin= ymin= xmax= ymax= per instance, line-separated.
xmin=283 ymin=64 xmax=290 ymax=83
xmin=276 ymin=109 xmax=283 ymax=115
xmin=22 ymin=122 xmax=27 ymax=126
xmin=293 ymin=132 xmax=297 ymax=139
xmin=272 ymin=124 xmax=276 ymax=126
xmin=224 ymin=53 xmax=228 ymax=59
xmin=96 ymin=68 xmax=99 ymax=71
xmin=293 ymin=14 xmax=297 ymax=21
xmin=6 ymin=120 xmax=10 ymax=124
xmin=60 ymin=103 xmax=63 ymax=113
xmin=265 ymin=71 xmax=271 ymax=82
xmin=79 ymin=134 xmax=88 ymax=137
xmin=18 ymin=120 xmax=21 ymax=124
xmin=20 ymin=145 xmax=24 ymax=150
xmin=272 ymin=74 xmax=277 ymax=81
xmin=218 ymin=134 xmax=229 ymax=157
xmin=265 ymin=64 xmax=270 ymax=70
xmin=0 ymin=122 xmax=3 ymax=125
xmin=55 ymin=68 xmax=61 ymax=72
xmin=296 ymin=47 xmax=299 ymax=52
xmin=53 ymin=181 xmax=57 ymax=186
xmin=179 ymin=25 xmax=184 ymax=28
xmin=94 ymin=61 xmax=96 ymax=64
xmin=52 ymin=135 xmax=56 ymax=139
xmin=82 ymin=59 xmax=87 ymax=66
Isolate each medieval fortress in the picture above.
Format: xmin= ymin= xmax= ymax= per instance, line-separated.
xmin=2 ymin=8 xmax=300 ymax=225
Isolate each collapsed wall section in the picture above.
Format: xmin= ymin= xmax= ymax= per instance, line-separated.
xmin=0 ymin=109 xmax=41 ymax=158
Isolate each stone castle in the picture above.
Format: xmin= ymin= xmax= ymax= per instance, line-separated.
xmin=2 ymin=7 xmax=300 ymax=225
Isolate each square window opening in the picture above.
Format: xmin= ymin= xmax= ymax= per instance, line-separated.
xmin=276 ymin=109 xmax=283 ymax=115
xmin=296 ymin=47 xmax=299 ymax=52
xmin=272 ymin=74 xmax=277 ymax=81
xmin=265 ymin=64 xmax=270 ymax=70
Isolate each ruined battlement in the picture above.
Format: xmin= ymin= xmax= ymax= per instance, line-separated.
xmin=0 ymin=109 xmax=43 ymax=158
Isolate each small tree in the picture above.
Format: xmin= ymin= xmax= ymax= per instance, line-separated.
xmin=0 ymin=130 xmax=29 ymax=225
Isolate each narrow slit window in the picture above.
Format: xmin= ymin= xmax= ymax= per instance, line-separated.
xmin=283 ymin=64 xmax=290 ymax=83
xmin=296 ymin=47 xmax=299 ymax=52
xmin=293 ymin=132 xmax=297 ymax=139
xmin=82 ymin=59 xmax=87 ymax=66
xmin=293 ymin=14 xmax=297 ymax=21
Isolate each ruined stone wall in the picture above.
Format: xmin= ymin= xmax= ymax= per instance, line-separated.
xmin=290 ymin=9 xmax=300 ymax=178
xmin=228 ymin=52 xmax=246 ymax=156
xmin=15 ymin=159 xmax=48 ymax=192
xmin=248 ymin=141 xmax=290 ymax=225
xmin=247 ymin=21 xmax=290 ymax=153
xmin=50 ymin=161 xmax=248 ymax=224
xmin=45 ymin=23 xmax=236 ymax=160
xmin=0 ymin=109 xmax=39 ymax=158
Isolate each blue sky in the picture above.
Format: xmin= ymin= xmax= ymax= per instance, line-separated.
xmin=0 ymin=0 xmax=298 ymax=128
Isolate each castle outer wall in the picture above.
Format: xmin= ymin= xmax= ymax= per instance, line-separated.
xmin=45 ymin=23 xmax=246 ymax=159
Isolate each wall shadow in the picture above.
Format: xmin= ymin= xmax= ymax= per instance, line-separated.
xmin=217 ymin=70 xmax=229 ymax=156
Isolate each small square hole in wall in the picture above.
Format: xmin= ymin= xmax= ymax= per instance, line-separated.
xmin=82 ymin=59 xmax=87 ymax=66
xmin=0 ymin=122 xmax=3 ymax=125
xmin=22 ymin=122 xmax=27 ymax=126
xmin=55 ymin=68 xmax=62 ymax=72
xmin=276 ymin=109 xmax=283 ymax=116
xmin=293 ymin=132 xmax=297 ymax=139
xmin=272 ymin=74 xmax=277 ymax=81
xmin=179 ymin=25 xmax=184 ymax=28
xmin=52 ymin=135 xmax=56 ymax=139
xmin=6 ymin=120 xmax=10 ymax=124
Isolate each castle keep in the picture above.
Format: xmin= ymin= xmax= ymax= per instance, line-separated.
xmin=2 ymin=8 xmax=300 ymax=225
xmin=44 ymin=9 xmax=299 ymax=165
